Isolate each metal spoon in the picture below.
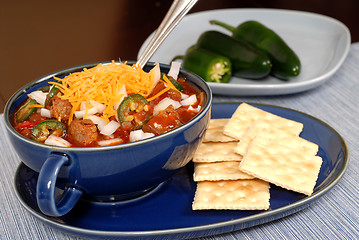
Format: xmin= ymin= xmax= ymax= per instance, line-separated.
xmin=136 ymin=0 xmax=198 ymax=68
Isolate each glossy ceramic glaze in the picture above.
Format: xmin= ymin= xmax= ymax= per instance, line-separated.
xmin=13 ymin=103 xmax=348 ymax=239
xmin=4 ymin=61 xmax=212 ymax=216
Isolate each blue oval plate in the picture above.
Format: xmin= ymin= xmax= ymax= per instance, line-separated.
xmin=14 ymin=103 xmax=349 ymax=240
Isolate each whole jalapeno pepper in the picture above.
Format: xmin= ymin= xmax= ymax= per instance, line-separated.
xmin=182 ymin=47 xmax=232 ymax=83
xmin=211 ymin=20 xmax=301 ymax=79
xmin=31 ymin=120 xmax=67 ymax=142
xmin=196 ymin=31 xmax=272 ymax=79
xmin=117 ymin=94 xmax=151 ymax=130
xmin=15 ymin=99 xmax=38 ymax=122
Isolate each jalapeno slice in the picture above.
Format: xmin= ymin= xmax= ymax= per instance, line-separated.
xmin=117 ymin=94 xmax=151 ymax=130
xmin=161 ymin=73 xmax=184 ymax=91
xmin=44 ymin=84 xmax=61 ymax=107
xmin=169 ymin=77 xmax=185 ymax=91
xmin=15 ymin=99 xmax=38 ymax=122
xmin=31 ymin=120 xmax=67 ymax=142
xmin=38 ymin=85 xmax=51 ymax=92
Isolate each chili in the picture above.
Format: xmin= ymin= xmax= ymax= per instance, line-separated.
xmin=12 ymin=63 xmax=204 ymax=147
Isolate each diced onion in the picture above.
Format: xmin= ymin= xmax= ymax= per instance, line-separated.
xmin=130 ymin=130 xmax=155 ymax=142
xmin=100 ymin=120 xmax=120 ymax=136
xmin=154 ymin=97 xmax=181 ymax=115
xmin=90 ymin=100 xmax=106 ymax=113
xmin=149 ymin=63 xmax=161 ymax=93
xmin=180 ymin=94 xmax=197 ymax=106
xmin=118 ymin=84 xmax=127 ymax=96
xmin=167 ymin=61 xmax=181 ymax=80
xmin=74 ymin=106 xmax=98 ymax=119
xmin=113 ymin=85 xmax=128 ymax=112
xmin=44 ymin=134 xmax=71 ymax=147
xmin=28 ymin=90 xmax=48 ymax=105
xmin=40 ymin=108 xmax=51 ymax=118
xmin=181 ymin=93 xmax=189 ymax=99
xmin=86 ymin=115 xmax=107 ymax=131
xmin=80 ymin=101 xmax=86 ymax=111
xmin=188 ymin=105 xmax=201 ymax=112
xmin=97 ymin=138 xmax=124 ymax=146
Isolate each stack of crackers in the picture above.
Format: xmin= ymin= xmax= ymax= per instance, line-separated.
xmin=192 ymin=103 xmax=322 ymax=211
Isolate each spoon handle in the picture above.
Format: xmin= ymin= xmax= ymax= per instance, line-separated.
xmin=136 ymin=0 xmax=198 ymax=68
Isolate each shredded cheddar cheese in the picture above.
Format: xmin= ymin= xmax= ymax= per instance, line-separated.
xmin=162 ymin=74 xmax=181 ymax=93
xmin=146 ymin=75 xmax=181 ymax=102
xmin=28 ymin=104 xmax=45 ymax=109
xmin=146 ymin=86 xmax=171 ymax=102
xmin=48 ymin=61 xmax=182 ymax=124
xmin=50 ymin=61 xmax=156 ymax=123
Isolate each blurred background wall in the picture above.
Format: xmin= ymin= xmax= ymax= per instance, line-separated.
xmin=1 ymin=0 xmax=358 ymax=112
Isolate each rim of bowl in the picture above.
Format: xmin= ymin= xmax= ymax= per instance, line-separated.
xmin=4 ymin=61 xmax=212 ymax=152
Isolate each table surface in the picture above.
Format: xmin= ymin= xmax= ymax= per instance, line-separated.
xmin=1 ymin=42 xmax=359 ymax=239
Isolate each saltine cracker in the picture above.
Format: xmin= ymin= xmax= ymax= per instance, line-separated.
xmin=203 ymin=118 xmax=237 ymax=143
xmin=223 ymin=103 xmax=303 ymax=141
xmin=193 ymin=161 xmax=254 ymax=181
xmin=240 ymin=136 xmax=322 ymax=196
xmin=192 ymin=179 xmax=270 ymax=210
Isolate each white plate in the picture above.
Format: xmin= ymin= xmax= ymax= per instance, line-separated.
xmin=138 ymin=9 xmax=351 ymax=96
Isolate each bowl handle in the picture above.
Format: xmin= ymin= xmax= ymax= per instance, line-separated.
xmin=36 ymin=153 xmax=83 ymax=217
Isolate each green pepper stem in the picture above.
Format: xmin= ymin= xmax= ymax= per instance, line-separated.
xmin=209 ymin=20 xmax=236 ymax=33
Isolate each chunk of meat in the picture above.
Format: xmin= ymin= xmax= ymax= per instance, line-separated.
xmin=68 ymin=119 xmax=98 ymax=146
xmin=48 ymin=96 xmax=72 ymax=121
xmin=142 ymin=105 xmax=182 ymax=135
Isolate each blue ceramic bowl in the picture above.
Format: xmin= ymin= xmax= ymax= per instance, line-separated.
xmin=4 ymin=61 xmax=212 ymax=217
